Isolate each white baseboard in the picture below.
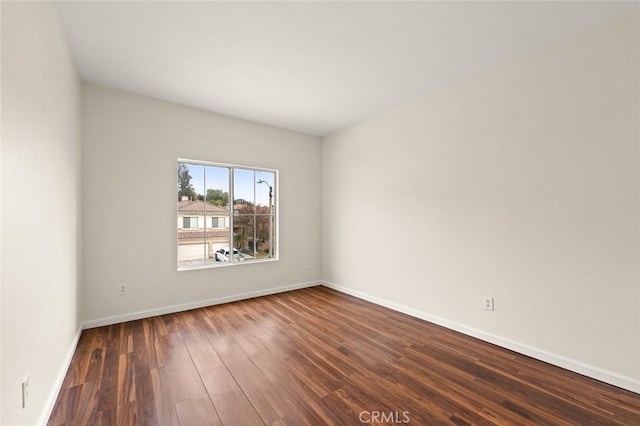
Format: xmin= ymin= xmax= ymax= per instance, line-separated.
xmin=82 ymin=280 xmax=320 ymax=329
xmin=321 ymin=280 xmax=640 ymax=395
xmin=38 ymin=325 xmax=83 ymax=426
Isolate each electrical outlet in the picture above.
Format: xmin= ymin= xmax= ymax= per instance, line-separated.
xmin=483 ymin=297 xmax=494 ymax=311
xmin=22 ymin=375 xmax=29 ymax=408
xmin=118 ymin=283 xmax=127 ymax=296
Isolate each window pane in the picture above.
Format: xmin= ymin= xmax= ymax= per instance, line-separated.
xmin=255 ymin=171 xmax=275 ymax=210
xmin=233 ymin=168 xmax=254 ymax=260
xmin=233 ymin=212 xmax=253 ymax=260
xmin=233 ymin=168 xmax=255 ymax=213
xmin=255 ymin=214 xmax=274 ymax=259
xmin=204 ymin=165 xmax=231 ymax=264
xmin=232 ymin=168 xmax=277 ymax=261
xmin=177 ymin=162 xmax=206 ymax=267
xmin=256 ymin=171 xmax=275 ymax=259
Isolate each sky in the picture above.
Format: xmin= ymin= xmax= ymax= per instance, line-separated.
xmin=180 ymin=162 xmax=274 ymax=207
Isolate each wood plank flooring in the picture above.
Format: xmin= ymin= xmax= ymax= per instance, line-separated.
xmin=48 ymin=286 xmax=640 ymax=425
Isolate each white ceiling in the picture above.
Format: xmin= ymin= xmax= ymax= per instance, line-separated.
xmin=54 ymin=1 xmax=637 ymax=137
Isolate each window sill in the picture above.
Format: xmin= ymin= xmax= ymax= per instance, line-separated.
xmin=177 ymin=257 xmax=278 ymax=272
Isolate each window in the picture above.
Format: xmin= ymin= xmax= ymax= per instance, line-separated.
xmin=177 ymin=159 xmax=277 ymax=270
xmin=182 ymin=217 xmax=198 ymax=229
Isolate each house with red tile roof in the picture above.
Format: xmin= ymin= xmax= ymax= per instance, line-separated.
xmin=177 ymin=198 xmax=231 ymax=263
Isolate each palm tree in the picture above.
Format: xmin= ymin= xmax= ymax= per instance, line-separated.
xmin=234 ymin=232 xmax=246 ymax=251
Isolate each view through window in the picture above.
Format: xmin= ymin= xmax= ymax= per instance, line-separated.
xmin=177 ymin=159 xmax=277 ymax=270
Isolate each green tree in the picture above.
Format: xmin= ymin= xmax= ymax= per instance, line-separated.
xmin=177 ymin=163 xmax=196 ymax=200
xmin=234 ymin=232 xmax=246 ymax=251
xmin=206 ymin=188 xmax=230 ymax=207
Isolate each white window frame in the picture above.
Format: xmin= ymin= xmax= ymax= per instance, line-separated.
xmin=177 ymin=158 xmax=279 ymax=271
xmin=183 ymin=216 xmax=198 ymax=229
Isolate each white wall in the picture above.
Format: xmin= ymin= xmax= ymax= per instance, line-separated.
xmin=322 ymin=12 xmax=640 ymax=386
xmin=0 ymin=3 xmax=3 ymax=418
xmin=82 ymin=84 xmax=321 ymax=322
xmin=1 ymin=2 xmax=82 ymax=425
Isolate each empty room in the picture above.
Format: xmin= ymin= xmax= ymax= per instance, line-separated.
xmin=2 ymin=1 xmax=639 ymax=425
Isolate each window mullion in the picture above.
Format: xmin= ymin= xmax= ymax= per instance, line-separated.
xmin=253 ymin=172 xmax=257 ymax=259
xmin=229 ymin=167 xmax=234 ymax=256
xmin=203 ymin=164 xmax=207 ymax=263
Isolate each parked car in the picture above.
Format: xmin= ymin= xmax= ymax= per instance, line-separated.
xmin=215 ymin=247 xmax=245 ymax=262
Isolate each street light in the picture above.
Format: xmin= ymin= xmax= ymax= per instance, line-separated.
xmin=257 ymin=179 xmax=273 ymax=258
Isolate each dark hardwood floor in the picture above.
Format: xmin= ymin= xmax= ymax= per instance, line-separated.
xmin=48 ymin=286 xmax=640 ymax=425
